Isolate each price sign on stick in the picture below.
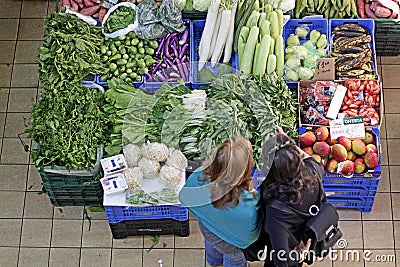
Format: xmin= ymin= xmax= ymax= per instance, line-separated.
xmin=329 ymin=116 xmax=365 ymax=140
xmin=314 ymin=58 xmax=335 ymax=81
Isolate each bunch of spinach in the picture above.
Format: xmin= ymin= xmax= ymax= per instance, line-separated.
xmin=27 ymin=83 xmax=109 ymax=171
xmin=254 ymin=73 xmax=299 ymax=139
xmin=38 ymin=11 xmax=105 ymax=89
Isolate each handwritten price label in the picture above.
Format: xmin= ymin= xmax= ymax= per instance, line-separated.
xmin=329 ymin=116 xmax=365 ymax=140
xmin=315 ymin=58 xmax=335 ymax=81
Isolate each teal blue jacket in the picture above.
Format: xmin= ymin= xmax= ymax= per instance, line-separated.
xmin=179 ymin=168 xmax=262 ymax=249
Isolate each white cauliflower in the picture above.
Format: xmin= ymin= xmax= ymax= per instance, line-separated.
xmin=123 ymin=167 xmax=143 ymax=191
xmin=123 ymin=144 xmax=142 ymax=168
xmin=142 ymin=142 xmax=169 ymax=162
xmin=166 ymin=148 xmax=188 ymax=170
xmin=138 ymin=157 xmax=160 ymax=178
xmin=159 ymin=165 xmax=184 ymax=188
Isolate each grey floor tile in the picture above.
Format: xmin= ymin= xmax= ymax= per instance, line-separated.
xmin=21 ymin=0 xmax=48 ymax=18
xmin=337 ymin=209 xmax=362 ymax=221
xmin=18 ymin=247 xmax=50 ymax=267
xmin=381 ymin=139 xmax=388 ymax=166
xmin=20 ymin=218 xmax=52 ymax=247
xmin=337 ymin=221 xmax=363 ymax=249
xmin=0 ymin=191 xmax=24 ymax=218
xmin=175 ymin=220 xmax=204 ymax=249
xmin=0 ymin=19 xmax=19 ymax=39
xmin=0 ymin=112 xmax=4 ymax=137
xmin=331 ymin=250 xmax=364 ymax=266
xmin=0 ymin=247 xmax=18 ymax=266
xmin=0 ymin=0 xmax=22 ymax=18
xmin=112 ymin=236 xmax=143 ymax=249
xmin=378 ymin=166 xmax=390 ymax=193
xmin=51 ymin=219 xmax=82 ymax=247
xmin=143 ymin=234 xmax=174 ymax=250
xmin=47 ymin=1 xmax=56 ymax=15
xmin=0 ymin=88 xmax=9 ymax=112
xmin=27 ymin=164 xmax=42 ymax=191
xmin=304 ymin=257 xmax=333 ymax=267
xmin=49 ymin=248 xmax=81 ymax=267
xmin=392 ymin=193 xmax=400 ymax=220
xmin=0 ymin=41 xmax=16 ymax=63
xmin=0 ymin=65 xmax=12 ymax=87
xmin=0 ymin=138 xmax=30 ymax=164
xmin=82 ymin=220 xmax=113 ymax=248
xmin=383 ymin=89 xmax=400 ymax=114
xmin=23 ymin=191 xmax=54 ymax=218
xmin=174 ymin=249 xmax=205 ymax=267
xmin=15 ymin=41 xmax=42 ymax=64
xmin=362 ymin=193 xmax=392 ymax=220
xmin=388 ymin=139 xmax=400 ymax=165
xmin=11 ymin=64 xmax=39 ymax=87
xmin=394 ymin=221 xmax=400 ymax=249
xmin=0 ymin=164 xmax=27 ymax=190
xmin=363 ymin=221 xmax=394 ymax=249
xmin=80 ymin=248 xmax=111 ymax=267
xmin=4 ymin=112 xmax=31 ymax=138
xmin=143 ymin=249 xmax=174 ymax=267
xmin=363 ymin=249 xmax=396 ymax=266
xmin=0 ymin=218 xmax=22 ymax=246
xmin=111 ymin=248 xmax=143 ymax=266
xmin=53 ymin=206 xmax=84 ymax=220
xmin=18 ymin=18 xmax=44 ymax=40
xmin=385 ymin=114 xmax=400 ymax=139
xmin=382 ymin=65 xmax=400 ymax=89
xmin=390 ymin=166 xmax=400 ymax=192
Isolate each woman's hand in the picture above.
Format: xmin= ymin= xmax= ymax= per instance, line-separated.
xmin=295 ymin=239 xmax=312 ymax=263
xmin=274 ymin=125 xmax=285 ymax=135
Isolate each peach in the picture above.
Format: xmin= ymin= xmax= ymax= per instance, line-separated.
xmin=332 ymin=144 xmax=347 ymax=162
xmin=364 ymin=132 xmax=374 ymax=145
xmin=337 ymin=136 xmax=352 ymax=151
xmin=341 ymin=161 xmax=355 ymax=176
xmin=352 ymin=139 xmax=367 ymax=155
xmin=354 ymin=158 xmax=366 ymax=174
xmin=346 ymin=151 xmax=357 ymax=161
xmin=299 ymin=131 xmax=316 ymax=148
xmin=313 ymin=142 xmax=330 ymax=157
xmin=326 ymin=159 xmax=339 ymax=173
xmin=366 ymin=144 xmax=378 ymax=154
xmin=315 ymin=126 xmax=329 ymax=141
xmin=364 ymin=151 xmax=379 ymax=169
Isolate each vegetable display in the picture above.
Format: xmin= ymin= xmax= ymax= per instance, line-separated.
xmin=329 ymin=23 xmax=376 ymax=80
xmin=235 ymin=4 xmax=285 ymax=77
xmin=27 ymin=83 xmax=109 ymax=170
xmin=147 ymin=22 xmax=191 ymax=82
xmin=98 ymin=32 xmax=158 ymax=84
xmin=57 ymin=0 xmax=108 ymax=22
xmin=38 ymin=11 xmax=105 ymax=89
xmin=103 ymin=5 xmax=136 ymax=33
xmin=285 ymin=27 xmax=327 ymax=82
xmin=357 ymin=0 xmax=399 ymax=18
xmin=294 ymin=0 xmax=359 ymax=18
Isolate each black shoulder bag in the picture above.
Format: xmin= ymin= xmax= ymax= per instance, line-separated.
xmin=270 ymin=180 xmax=342 ymax=261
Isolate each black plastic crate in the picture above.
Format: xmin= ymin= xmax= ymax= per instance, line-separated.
xmin=109 ymin=218 xmax=190 ymax=239
xmin=49 ymin=195 xmax=103 ymax=207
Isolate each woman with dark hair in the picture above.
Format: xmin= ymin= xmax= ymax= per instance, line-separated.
xmin=179 ymin=136 xmax=262 ymax=267
xmin=260 ymin=127 xmax=325 ymax=267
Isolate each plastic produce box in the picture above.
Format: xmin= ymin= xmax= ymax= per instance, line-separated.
xmin=109 ymin=218 xmax=190 ymax=238
xmin=328 ymin=19 xmax=379 ymax=81
xmin=375 ymin=19 xmax=400 ymax=57
xmin=298 ymin=127 xmax=382 ymax=179
xmin=324 ymin=187 xmax=378 ymax=198
xmin=104 ymin=205 xmax=188 ymax=224
xmin=191 ymin=20 xmax=239 ymax=89
xmin=326 ymin=195 xmax=375 ymax=212
xmin=144 ymin=21 xmax=193 ymax=92
xmin=95 ymin=75 xmax=145 ymax=89
xmin=283 ymin=18 xmax=329 ymax=89
xmin=39 ymin=171 xmax=103 ymax=207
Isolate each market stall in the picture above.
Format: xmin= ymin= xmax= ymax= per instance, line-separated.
xmin=27 ymin=0 xmax=395 ymax=238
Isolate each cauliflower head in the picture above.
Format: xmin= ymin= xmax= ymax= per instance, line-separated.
xmin=159 ymin=165 xmax=184 ymax=188
xmin=123 ymin=167 xmax=143 ymax=191
xmin=138 ymin=157 xmax=161 ymax=178
xmin=142 ymin=142 xmax=169 ymax=162
xmin=166 ymin=149 xmax=188 ymax=170
xmin=123 ymin=144 xmax=142 ymax=168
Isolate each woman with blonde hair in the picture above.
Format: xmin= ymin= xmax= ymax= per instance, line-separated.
xmin=179 ymin=136 xmax=262 ymax=267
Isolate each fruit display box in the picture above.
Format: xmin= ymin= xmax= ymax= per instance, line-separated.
xmin=298 ymin=79 xmax=383 ymax=128
xmin=326 ymin=195 xmax=375 ymax=212
xmin=298 ymin=127 xmax=381 ymax=179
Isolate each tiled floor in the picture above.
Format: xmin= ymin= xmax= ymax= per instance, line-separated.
xmin=0 ymin=1 xmax=399 ymax=266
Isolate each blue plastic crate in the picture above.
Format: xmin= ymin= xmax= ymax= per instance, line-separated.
xmin=327 ymin=195 xmax=375 ymax=212
xmin=329 ymin=19 xmax=379 ymax=81
xmin=299 ymin=127 xmax=382 ymax=179
xmin=283 ymin=18 xmax=329 ymax=88
xmin=251 ymin=169 xmax=265 ymax=190
xmin=144 ymin=21 xmax=192 ymax=92
xmin=104 ymin=205 xmax=188 ymax=224
xmin=191 ymin=20 xmax=239 ymax=89
xmin=323 ymin=176 xmax=380 ymax=190
xmin=95 ymin=75 xmax=145 ymax=89
xmin=324 ymin=187 xmax=378 ymax=198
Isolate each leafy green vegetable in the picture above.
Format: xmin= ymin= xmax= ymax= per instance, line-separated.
xmin=103 ymin=6 xmax=136 ymax=34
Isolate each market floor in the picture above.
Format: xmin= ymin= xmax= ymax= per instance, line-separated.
xmin=0 ymin=1 xmax=399 ymax=266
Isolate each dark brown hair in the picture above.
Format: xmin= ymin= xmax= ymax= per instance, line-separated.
xmin=202 ymin=136 xmax=255 ymax=209
xmin=261 ymin=133 xmax=319 ymax=204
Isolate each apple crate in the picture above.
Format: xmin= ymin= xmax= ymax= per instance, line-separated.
xmin=109 ymin=218 xmax=190 ymax=238
xmin=298 ymin=127 xmax=381 ymax=180
xmin=324 ymin=186 xmax=378 ymax=198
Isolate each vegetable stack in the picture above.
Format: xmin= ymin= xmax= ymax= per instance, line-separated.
xmin=235 ymin=3 xmax=285 ymax=77
xmin=57 ymin=0 xmax=108 ymax=22
xmin=357 ymin=0 xmax=399 ymax=18
xmin=198 ymin=0 xmax=238 ymax=69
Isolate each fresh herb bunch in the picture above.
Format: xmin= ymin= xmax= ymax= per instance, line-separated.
xmin=103 ymin=6 xmax=136 ymax=33
xmin=27 ymin=84 xmax=109 ymax=171
xmin=254 ymin=73 xmax=299 ymax=139
xmin=38 ymin=11 xmax=105 ymax=89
